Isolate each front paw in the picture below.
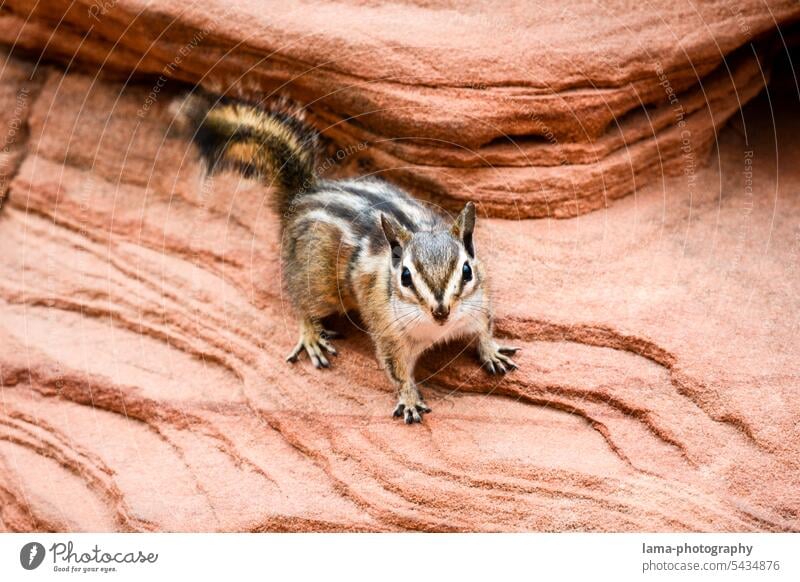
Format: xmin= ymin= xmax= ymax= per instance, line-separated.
xmin=480 ymin=344 xmax=520 ymax=375
xmin=286 ymin=326 xmax=338 ymax=369
xmin=392 ymin=394 xmax=431 ymax=424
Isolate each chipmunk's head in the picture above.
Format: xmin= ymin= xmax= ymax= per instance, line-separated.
xmin=381 ymin=202 xmax=482 ymax=326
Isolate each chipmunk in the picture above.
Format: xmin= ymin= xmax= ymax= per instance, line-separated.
xmin=172 ymin=91 xmax=519 ymax=423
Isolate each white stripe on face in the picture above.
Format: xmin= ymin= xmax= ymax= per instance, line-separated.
xmin=399 ymin=260 xmax=436 ymax=307
xmin=441 ymin=249 xmax=470 ymax=308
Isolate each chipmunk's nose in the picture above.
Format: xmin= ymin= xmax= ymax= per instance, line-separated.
xmin=431 ymin=304 xmax=450 ymax=323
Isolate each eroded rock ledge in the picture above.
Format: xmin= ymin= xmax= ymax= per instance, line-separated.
xmin=0 ymin=0 xmax=798 ymax=217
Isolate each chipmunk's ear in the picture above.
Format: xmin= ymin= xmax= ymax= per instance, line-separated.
xmin=380 ymin=214 xmax=410 ymax=267
xmin=451 ymin=201 xmax=476 ymax=257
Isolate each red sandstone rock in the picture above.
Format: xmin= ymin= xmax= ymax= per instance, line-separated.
xmin=0 ymin=0 xmax=797 ymax=217
xmin=0 ymin=6 xmax=799 ymax=532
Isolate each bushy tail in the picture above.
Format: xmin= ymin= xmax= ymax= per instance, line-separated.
xmin=171 ymin=91 xmax=319 ymax=218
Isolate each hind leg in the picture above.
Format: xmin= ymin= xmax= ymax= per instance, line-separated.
xmin=286 ymin=317 xmax=339 ymax=369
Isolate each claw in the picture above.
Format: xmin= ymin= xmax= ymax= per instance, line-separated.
xmin=404 ymin=407 xmax=421 ymax=424
xmin=496 ymin=352 xmax=518 ymax=370
xmin=393 ymin=395 xmax=430 ymax=424
xmin=286 ymin=341 xmax=304 ymax=363
xmin=481 ymin=343 xmax=520 ymax=376
xmin=502 ymin=358 xmax=518 ymax=370
xmin=285 ymin=321 xmax=339 ymax=369
xmin=318 ymin=338 xmax=338 ymax=356
xmin=498 ymin=346 xmax=521 ymax=355
xmin=315 ymin=345 xmax=330 ymax=368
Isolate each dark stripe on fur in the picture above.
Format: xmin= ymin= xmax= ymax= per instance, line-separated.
xmin=175 ymin=91 xmax=318 ymax=223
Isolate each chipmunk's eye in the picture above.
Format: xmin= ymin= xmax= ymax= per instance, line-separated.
xmin=401 ymin=267 xmax=413 ymax=287
xmin=462 ymin=262 xmax=473 ymax=282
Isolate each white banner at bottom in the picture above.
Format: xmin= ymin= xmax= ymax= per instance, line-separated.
xmin=0 ymin=533 xmax=797 ymax=581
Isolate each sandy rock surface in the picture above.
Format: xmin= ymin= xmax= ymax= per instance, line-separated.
xmin=1 ymin=0 xmax=798 ymax=217
xmin=0 ymin=2 xmax=798 ymax=531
